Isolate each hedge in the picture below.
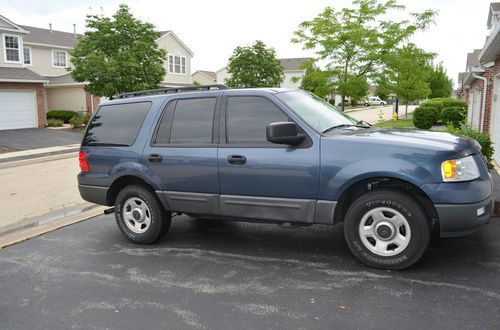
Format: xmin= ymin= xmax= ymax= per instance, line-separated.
xmin=447 ymin=126 xmax=494 ymax=168
xmin=441 ymin=106 xmax=466 ymax=128
xmin=413 ymin=105 xmax=440 ymax=129
xmin=47 ymin=110 xmax=77 ymax=123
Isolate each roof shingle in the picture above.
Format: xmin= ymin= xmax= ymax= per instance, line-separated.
xmin=19 ymin=24 xmax=77 ymax=48
xmin=0 ymin=67 xmax=48 ymax=82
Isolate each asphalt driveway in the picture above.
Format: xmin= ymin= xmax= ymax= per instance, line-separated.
xmin=1 ymin=214 xmax=499 ymax=329
xmin=0 ymin=128 xmax=82 ymax=150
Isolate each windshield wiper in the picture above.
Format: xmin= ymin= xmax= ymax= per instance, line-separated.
xmin=322 ymin=121 xmax=371 ymax=133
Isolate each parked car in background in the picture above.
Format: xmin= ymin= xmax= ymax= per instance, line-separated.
xmin=364 ymin=96 xmax=386 ymax=106
xmin=78 ymin=85 xmax=493 ymax=270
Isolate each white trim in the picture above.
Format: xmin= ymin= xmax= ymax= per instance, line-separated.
xmin=23 ymin=47 xmax=32 ymax=66
xmin=2 ymin=33 xmax=22 ymax=63
xmin=157 ymin=31 xmax=194 ymax=56
xmin=24 ymin=41 xmax=73 ymax=50
xmin=51 ymin=49 xmax=68 ymax=68
xmin=0 ymin=78 xmax=49 ymax=83
xmin=0 ymin=15 xmax=30 ymax=34
xmin=167 ymin=54 xmax=187 ymax=75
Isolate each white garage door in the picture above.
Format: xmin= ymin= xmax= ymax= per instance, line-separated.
xmin=0 ymin=90 xmax=37 ymax=130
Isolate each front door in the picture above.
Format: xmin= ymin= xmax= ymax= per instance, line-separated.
xmin=144 ymin=96 xmax=221 ymax=215
xmin=218 ymin=95 xmax=320 ymax=223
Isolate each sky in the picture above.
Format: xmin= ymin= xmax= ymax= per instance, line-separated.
xmin=0 ymin=0 xmax=494 ymax=87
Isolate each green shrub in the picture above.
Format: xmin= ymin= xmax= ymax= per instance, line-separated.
xmin=47 ymin=110 xmax=77 ymax=123
xmin=69 ymin=113 xmax=92 ymax=128
xmin=46 ymin=118 xmax=64 ymax=127
xmin=413 ymin=105 xmax=440 ymax=129
xmin=441 ymin=106 xmax=466 ymax=128
xmin=447 ymin=126 xmax=494 ymax=168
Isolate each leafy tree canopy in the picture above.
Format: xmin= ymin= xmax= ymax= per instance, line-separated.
xmin=295 ymin=64 xmax=335 ymax=98
xmin=292 ymin=0 xmax=436 ymax=110
xmin=428 ymin=63 xmax=453 ymax=98
xmin=225 ymin=40 xmax=284 ymax=88
xmin=70 ymin=4 xmax=166 ymax=98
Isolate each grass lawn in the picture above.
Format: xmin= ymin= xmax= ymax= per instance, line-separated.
xmin=375 ymin=118 xmax=414 ymax=128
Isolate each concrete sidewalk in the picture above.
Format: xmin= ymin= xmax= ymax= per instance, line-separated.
xmin=0 ymin=144 xmax=79 ymax=165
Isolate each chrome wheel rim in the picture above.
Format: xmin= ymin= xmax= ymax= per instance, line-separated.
xmin=123 ymin=197 xmax=151 ymax=234
xmin=358 ymin=207 xmax=411 ymax=257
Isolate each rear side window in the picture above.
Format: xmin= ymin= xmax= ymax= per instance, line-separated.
xmin=226 ymin=96 xmax=288 ymax=144
xmin=83 ymin=102 xmax=151 ymax=146
xmin=156 ymin=98 xmax=216 ymax=145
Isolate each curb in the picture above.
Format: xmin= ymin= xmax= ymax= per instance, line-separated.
xmin=0 ymin=205 xmax=106 ymax=249
xmin=0 ymin=151 xmax=78 ymax=169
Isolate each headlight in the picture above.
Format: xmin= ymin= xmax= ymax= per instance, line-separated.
xmin=441 ymin=155 xmax=480 ymax=182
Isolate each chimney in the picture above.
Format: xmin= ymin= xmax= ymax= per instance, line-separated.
xmin=49 ymin=23 xmax=52 ymax=32
xmin=73 ymin=24 xmax=76 ymax=36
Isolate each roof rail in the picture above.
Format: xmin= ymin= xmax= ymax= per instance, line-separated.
xmin=115 ymin=84 xmax=229 ymax=99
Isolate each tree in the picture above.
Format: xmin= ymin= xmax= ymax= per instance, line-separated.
xmin=295 ymin=65 xmax=335 ymax=98
xmin=292 ymin=0 xmax=436 ymax=110
xmin=70 ymin=4 xmax=166 ymax=98
xmin=428 ymin=63 xmax=453 ymax=98
xmin=225 ymin=40 xmax=284 ymax=88
xmin=382 ymin=44 xmax=434 ymax=116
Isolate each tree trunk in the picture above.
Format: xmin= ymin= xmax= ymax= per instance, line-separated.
xmin=405 ymin=102 xmax=408 ymax=118
xmin=341 ymin=94 xmax=345 ymax=112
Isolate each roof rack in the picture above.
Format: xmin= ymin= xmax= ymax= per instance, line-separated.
xmin=115 ymin=84 xmax=229 ymax=99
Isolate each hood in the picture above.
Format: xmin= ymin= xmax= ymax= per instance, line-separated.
xmin=324 ymin=127 xmax=480 ymax=156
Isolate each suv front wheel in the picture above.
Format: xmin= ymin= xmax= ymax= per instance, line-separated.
xmin=343 ymin=190 xmax=431 ymax=270
xmin=115 ymin=185 xmax=171 ymax=244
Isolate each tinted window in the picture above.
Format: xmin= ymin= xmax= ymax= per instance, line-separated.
xmin=83 ymin=102 xmax=151 ymax=146
xmin=226 ymin=96 xmax=288 ymax=143
xmin=154 ymin=101 xmax=176 ymax=145
xmin=169 ymin=98 xmax=216 ymax=144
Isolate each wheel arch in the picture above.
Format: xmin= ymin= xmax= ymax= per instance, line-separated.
xmin=107 ymin=174 xmax=163 ymax=207
xmin=333 ymin=176 xmax=439 ymax=232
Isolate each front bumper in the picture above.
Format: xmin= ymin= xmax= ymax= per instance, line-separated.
xmin=436 ymin=196 xmax=494 ymax=238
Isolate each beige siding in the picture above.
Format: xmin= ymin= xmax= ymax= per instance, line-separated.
xmin=0 ymin=32 xmax=24 ymax=68
xmin=192 ymin=72 xmax=215 ymax=85
xmin=46 ymin=86 xmax=86 ymax=112
xmin=157 ymin=34 xmax=192 ymax=85
xmin=28 ymin=46 xmax=71 ymax=77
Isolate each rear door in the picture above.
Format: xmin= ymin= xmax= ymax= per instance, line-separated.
xmin=144 ymin=95 xmax=221 ymax=215
xmin=217 ymin=94 xmax=320 ymax=223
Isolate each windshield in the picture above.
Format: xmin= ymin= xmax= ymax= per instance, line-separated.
xmin=276 ymin=90 xmax=358 ymax=133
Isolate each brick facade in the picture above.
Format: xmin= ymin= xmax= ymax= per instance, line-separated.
xmin=464 ymin=59 xmax=500 ymax=133
xmin=85 ymin=91 xmax=101 ymax=113
xmin=0 ymin=82 xmax=46 ymax=128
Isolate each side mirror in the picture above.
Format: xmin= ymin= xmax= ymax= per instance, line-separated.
xmin=266 ymin=122 xmax=306 ymax=145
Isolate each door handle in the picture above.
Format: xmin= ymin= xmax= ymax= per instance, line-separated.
xmin=227 ymin=155 xmax=246 ymax=165
xmin=148 ymin=154 xmax=163 ymax=163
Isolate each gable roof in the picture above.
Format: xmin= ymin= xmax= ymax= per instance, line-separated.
xmin=19 ymin=24 xmax=77 ymax=48
xmin=193 ymin=70 xmax=216 ymax=80
xmin=0 ymin=67 xmax=48 ymax=83
xmin=0 ymin=15 xmax=29 ymax=34
xmin=279 ymin=58 xmax=311 ymax=71
xmin=488 ymin=2 xmax=500 ymax=28
xmin=466 ymin=49 xmax=482 ymax=70
xmin=159 ymin=30 xmax=194 ymax=56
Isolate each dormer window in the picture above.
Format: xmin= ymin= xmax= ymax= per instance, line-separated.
xmin=168 ymin=54 xmax=186 ymax=74
xmin=52 ymin=50 xmax=67 ymax=68
xmin=4 ymin=34 xmax=21 ymax=63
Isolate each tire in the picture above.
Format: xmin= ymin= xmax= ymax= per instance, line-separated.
xmin=115 ymin=184 xmax=171 ymax=244
xmin=343 ymin=189 xmax=430 ymax=270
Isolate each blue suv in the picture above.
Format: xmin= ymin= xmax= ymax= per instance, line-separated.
xmin=78 ymin=85 xmax=493 ymax=270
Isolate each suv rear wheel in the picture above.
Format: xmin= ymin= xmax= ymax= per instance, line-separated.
xmin=343 ymin=190 xmax=430 ymax=270
xmin=115 ymin=185 xmax=171 ymax=244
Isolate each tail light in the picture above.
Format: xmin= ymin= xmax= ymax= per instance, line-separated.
xmin=79 ymin=150 xmax=90 ymax=173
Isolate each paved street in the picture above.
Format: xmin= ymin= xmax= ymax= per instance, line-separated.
xmin=1 ymin=214 xmax=499 ymax=329
xmin=0 ymin=156 xmax=85 ymax=231
xmin=348 ymin=105 xmax=416 ymax=124
xmin=0 ymin=128 xmax=82 ymax=150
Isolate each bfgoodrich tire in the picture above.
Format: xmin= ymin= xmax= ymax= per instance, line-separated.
xmin=115 ymin=185 xmax=171 ymax=244
xmin=344 ymin=190 xmax=431 ymax=270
